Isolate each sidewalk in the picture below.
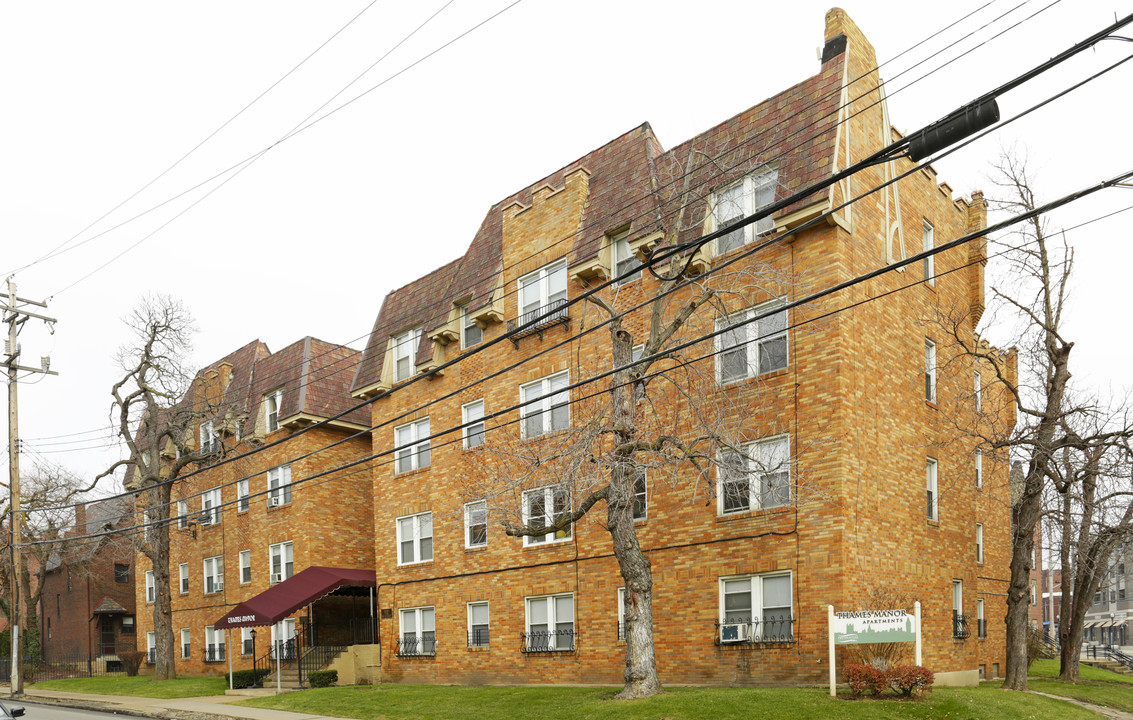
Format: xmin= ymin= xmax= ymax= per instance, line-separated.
xmin=5 ymin=687 xmax=343 ymax=720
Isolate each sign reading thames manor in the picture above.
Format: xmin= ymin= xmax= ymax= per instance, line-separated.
xmin=832 ymin=609 xmax=916 ymax=645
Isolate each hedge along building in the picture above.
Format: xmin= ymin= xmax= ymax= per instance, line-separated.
xmin=131 ymin=337 xmax=376 ymax=676
xmin=350 ymin=8 xmax=1015 ymax=687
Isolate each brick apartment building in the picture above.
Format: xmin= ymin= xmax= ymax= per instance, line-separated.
xmin=132 ymin=337 xmax=375 ymax=675
xmin=40 ymin=498 xmax=137 ymax=667
xmin=347 ymin=9 xmax=1015 ymax=687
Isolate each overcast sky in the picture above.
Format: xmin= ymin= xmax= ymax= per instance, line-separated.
xmin=2 ymin=0 xmax=1131 ymax=489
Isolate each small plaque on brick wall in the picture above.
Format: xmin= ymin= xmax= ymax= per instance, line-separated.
xmin=380 ymin=608 xmax=393 ymax=619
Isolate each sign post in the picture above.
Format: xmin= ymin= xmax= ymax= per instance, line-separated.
xmin=914 ymin=601 xmax=922 ymax=666
xmin=828 ymin=605 xmax=836 ymax=697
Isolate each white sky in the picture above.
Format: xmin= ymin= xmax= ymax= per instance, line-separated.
xmin=2 ymin=0 xmax=1131 ymax=488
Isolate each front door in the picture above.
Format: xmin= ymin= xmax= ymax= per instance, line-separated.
xmin=100 ymin=616 xmax=117 ymax=655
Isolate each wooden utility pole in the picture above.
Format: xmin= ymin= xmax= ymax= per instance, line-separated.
xmin=3 ymin=278 xmax=57 ymax=696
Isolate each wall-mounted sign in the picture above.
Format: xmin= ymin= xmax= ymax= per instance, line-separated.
xmin=833 ymin=609 xmax=916 ymax=645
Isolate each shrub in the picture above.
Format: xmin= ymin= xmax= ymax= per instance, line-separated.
xmin=226 ymin=668 xmax=271 ymax=689
xmin=119 ymin=651 xmax=145 ymax=677
xmin=308 ymin=670 xmax=337 ymax=688
xmin=887 ymin=664 xmax=934 ymax=697
xmin=843 ymin=663 xmax=887 ymax=696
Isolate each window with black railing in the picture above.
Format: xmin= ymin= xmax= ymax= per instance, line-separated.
xmin=522 ymin=629 xmax=576 ymax=653
xmin=507 ymin=298 xmax=569 ymax=342
xmin=714 ymin=614 xmax=795 ymax=645
xmin=617 ymin=622 xmax=626 ymax=642
xmin=468 ymin=627 xmax=490 ymax=649
xmin=204 ymin=644 xmax=226 ymax=662
xmin=397 ymin=634 xmax=437 ymax=656
xmin=978 ymin=618 xmax=987 ymax=639
xmin=952 ymin=613 xmax=971 ymax=640
xmin=146 ymin=649 xmax=156 ymax=664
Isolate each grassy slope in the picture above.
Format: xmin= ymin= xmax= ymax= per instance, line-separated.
xmin=1028 ymin=657 xmax=1133 ymax=712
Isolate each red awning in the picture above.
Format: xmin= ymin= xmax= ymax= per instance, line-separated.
xmin=213 ymin=566 xmax=375 ymax=629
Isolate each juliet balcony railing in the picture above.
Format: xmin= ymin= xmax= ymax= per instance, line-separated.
xmin=952 ymin=613 xmax=971 ymax=640
xmin=714 ymin=615 xmax=796 ymax=645
xmin=521 ymin=629 xmax=576 ymax=653
xmin=396 ymin=635 xmax=437 ymax=657
xmin=203 ymin=644 xmax=226 ymax=663
xmin=507 ymin=299 xmax=569 ymax=346
xmin=467 ymin=628 xmax=490 ymax=649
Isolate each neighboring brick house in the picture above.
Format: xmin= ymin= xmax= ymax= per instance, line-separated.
xmin=349 ymin=9 xmax=1015 ymax=687
xmin=39 ymin=498 xmax=136 ymax=666
xmin=132 ymin=337 xmax=374 ymax=675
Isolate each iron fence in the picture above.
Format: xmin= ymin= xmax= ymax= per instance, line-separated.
xmin=1 ymin=650 xmax=142 ymax=681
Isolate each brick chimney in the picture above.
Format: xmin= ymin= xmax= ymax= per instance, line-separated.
xmin=74 ymin=503 xmax=87 ymax=533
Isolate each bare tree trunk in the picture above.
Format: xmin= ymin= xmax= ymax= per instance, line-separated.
xmin=1004 ymin=507 xmax=1038 ymax=690
xmin=1058 ymin=491 xmax=1079 ymax=680
xmin=147 ymin=483 xmax=177 ymax=681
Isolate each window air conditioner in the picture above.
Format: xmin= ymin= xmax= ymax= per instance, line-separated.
xmin=270 ymin=497 xmax=281 ymax=507
xmin=198 ymin=512 xmax=212 ymax=526
xmin=272 ymin=573 xmax=283 ymax=584
xmin=215 ymin=582 xmax=224 ymax=592
xmin=719 ymin=622 xmax=750 ymax=643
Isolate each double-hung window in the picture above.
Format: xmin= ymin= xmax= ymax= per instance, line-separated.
xmin=976 ymin=523 xmax=984 ymax=563
xmin=974 ymin=369 xmax=982 ymax=412
xmin=205 ymin=625 xmax=224 ymax=662
xmin=468 ymin=601 xmax=490 ymax=648
xmin=180 ymin=628 xmax=191 ymax=659
xmin=179 ymin=563 xmax=189 ymax=594
xmin=146 ymin=632 xmax=156 ymax=663
xmin=718 ymin=436 xmax=790 ymax=515
xmin=392 ymin=327 xmax=422 ymax=382
xmin=523 ymin=485 xmax=571 ymax=546
xmin=145 ymin=570 xmax=155 ymax=603
xmin=177 ymin=500 xmax=188 ymax=529
xmin=719 ymin=572 xmax=793 ymax=642
xmin=632 ymin=467 xmax=647 ymax=520
xmin=267 ymin=465 xmax=292 ymax=506
xmin=617 ymin=588 xmax=627 ymax=641
xmin=241 ymin=628 xmax=255 ymax=656
xmin=201 ymin=487 xmax=221 ymax=526
xmin=952 ymin=580 xmax=965 ymax=638
xmin=927 ymin=458 xmax=939 ymax=521
xmin=239 ymin=550 xmax=252 ymax=584
xmin=518 ymin=260 xmax=568 ymax=326
xmin=925 ymin=339 xmax=937 ymax=402
xmin=395 ymin=418 xmax=430 ymax=473
xmin=265 ymin=389 xmax=283 ymax=432
xmin=716 ymin=300 xmax=788 ymax=382
xmin=461 ymin=305 xmax=482 ymax=348
xmin=463 ymin=400 xmax=485 ymax=449
xmin=399 ymin=606 xmax=436 ymax=656
xmin=713 ymin=169 xmax=777 ymax=255
xmin=977 ymin=598 xmax=986 ymax=638
xmin=465 ymin=501 xmax=487 ymax=548
xmin=923 ymin=220 xmax=935 ymax=283
xmin=203 ymin=555 xmax=224 ymax=594
xmin=974 ymin=450 xmax=983 ymax=489
xmin=611 ymin=230 xmax=641 ymax=284
xmin=269 ymin=541 xmax=293 ymax=584
xmin=397 ymin=512 xmax=433 ymax=565
xmin=521 ymin=372 xmax=569 ymax=438
xmin=237 ymin=479 xmax=249 ymax=512
xmin=525 ymin=593 xmax=574 ymax=651
xmin=199 ymin=420 xmax=218 ymax=453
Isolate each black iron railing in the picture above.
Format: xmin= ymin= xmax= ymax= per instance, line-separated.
xmin=147 ymin=649 xmax=156 ymax=664
xmin=270 ymin=638 xmax=297 ymax=662
xmin=397 ymin=635 xmax=436 ymax=657
xmin=521 ymin=629 xmax=576 ymax=653
xmin=978 ymin=619 xmax=987 ymax=639
xmin=468 ymin=628 xmax=490 ymax=648
xmin=952 ymin=613 xmax=971 ymax=640
xmin=714 ymin=616 xmax=795 ymax=645
xmin=507 ymin=299 xmax=569 ymax=344
xmin=203 ymin=645 xmax=225 ymax=663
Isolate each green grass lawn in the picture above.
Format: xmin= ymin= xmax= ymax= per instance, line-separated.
xmin=1026 ymin=657 xmax=1133 ymax=712
xmin=30 ymin=675 xmax=228 ymax=699
xmin=234 ymin=684 xmax=1104 ymax=720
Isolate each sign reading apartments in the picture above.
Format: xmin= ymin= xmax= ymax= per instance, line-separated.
xmin=832 ymin=609 xmax=916 ymax=645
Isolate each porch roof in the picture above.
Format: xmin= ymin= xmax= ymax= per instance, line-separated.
xmin=213 ymin=566 xmax=376 ymax=629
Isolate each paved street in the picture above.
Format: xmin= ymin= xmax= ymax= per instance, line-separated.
xmin=4 ymin=702 xmax=126 ymax=719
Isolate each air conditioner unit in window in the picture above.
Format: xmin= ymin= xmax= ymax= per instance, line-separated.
xmin=272 ymin=573 xmax=283 ymax=584
xmin=215 ymin=582 xmax=224 ymax=592
xmin=198 ymin=512 xmax=213 ymax=526
xmin=270 ymin=497 xmax=281 ymax=507
xmin=719 ymin=622 xmax=750 ymax=643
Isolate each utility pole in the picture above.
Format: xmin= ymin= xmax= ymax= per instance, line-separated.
xmin=3 ymin=277 xmax=57 ymax=696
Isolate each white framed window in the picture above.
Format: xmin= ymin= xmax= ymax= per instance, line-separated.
xmin=523 ymin=485 xmax=572 ymax=546
xmin=468 ymin=601 xmax=489 ymax=648
xmin=237 ymin=479 xmax=249 ymax=512
xmin=205 ymin=625 xmax=224 ymax=662
xmin=718 ymin=436 xmax=790 ymax=515
xmin=146 ymin=631 xmax=156 ymax=660
xmin=518 ymin=260 xmax=568 ymax=323
xmin=923 ymin=219 xmax=935 ymax=283
xmin=617 ymin=587 xmax=626 ymax=641
xmin=976 ymin=523 xmax=984 ymax=563
xmin=520 ymin=371 xmax=570 ymax=439
xmin=397 ymin=512 xmax=433 ymax=565
xmin=399 ymin=606 xmax=436 ymax=656
xmin=179 ymin=563 xmax=189 ymax=594
xmin=145 ymin=570 xmax=155 ymax=603
xmin=716 ymin=299 xmax=788 ymax=383
xmin=927 ymin=458 xmax=939 ymax=521
xmin=201 ymin=487 xmax=221 ymax=526
xmin=241 ymin=628 xmax=255 ymax=656
xmin=269 ymin=541 xmax=294 ymax=584
xmin=461 ymin=305 xmax=482 ymax=349
xmin=924 ymin=338 xmax=937 ymax=402
xmin=267 ymin=465 xmax=292 ymax=507
xmin=525 ymin=593 xmax=574 ymax=651
xmin=143 ymin=509 xmax=151 ymax=542
xmin=199 ymin=420 xmax=218 ymax=453
xmin=719 ymin=572 xmax=793 ymax=642
xmin=631 ymin=344 xmax=646 ymax=401
xmin=713 ymin=168 xmax=777 ymax=255
xmin=952 ymin=580 xmax=964 ymax=638
xmin=974 ymin=369 xmax=982 ymax=412
xmin=239 ymin=550 xmax=252 ymax=584
xmin=265 ymin=389 xmax=283 ymax=432
xmin=975 ymin=450 xmax=983 ymax=489
xmin=611 ymin=230 xmax=641 ymax=284
xmin=465 ymin=501 xmax=487 ymax=548
xmin=394 ymin=418 xmax=431 ymax=474
xmin=632 ymin=467 xmax=647 ymax=521
xmin=270 ymin=620 xmax=296 ymax=660
xmin=203 ymin=555 xmax=224 ymax=594
xmin=181 ymin=628 xmax=191 ymax=659
xmin=392 ymin=327 xmax=422 ymax=382
xmin=462 ymin=400 xmax=485 ymax=449
xmin=177 ymin=500 xmax=188 ymax=529
xmin=977 ymin=598 xmax=986 ymax=638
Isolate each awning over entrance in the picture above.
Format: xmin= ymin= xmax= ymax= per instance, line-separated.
xmin=213 ymin=566 xmax=376 ymax=630
xmin=92 ymin=596 xmax=128 ymax=614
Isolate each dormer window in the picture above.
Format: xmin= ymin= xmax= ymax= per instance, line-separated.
xmin=611 ymin=231 xmax=641 ymax=284
xmin=199 ymin=420 xmax=218 ymax=453
xmin=393 ymin=327 xmax=422 ymax=382
xmin=462 ymin=305 xmax=482 ymax=349
xmin=713 ymin=169 xmax=777 ymax=256
xmin=265 ymin=389 xmax=283 ymax=432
